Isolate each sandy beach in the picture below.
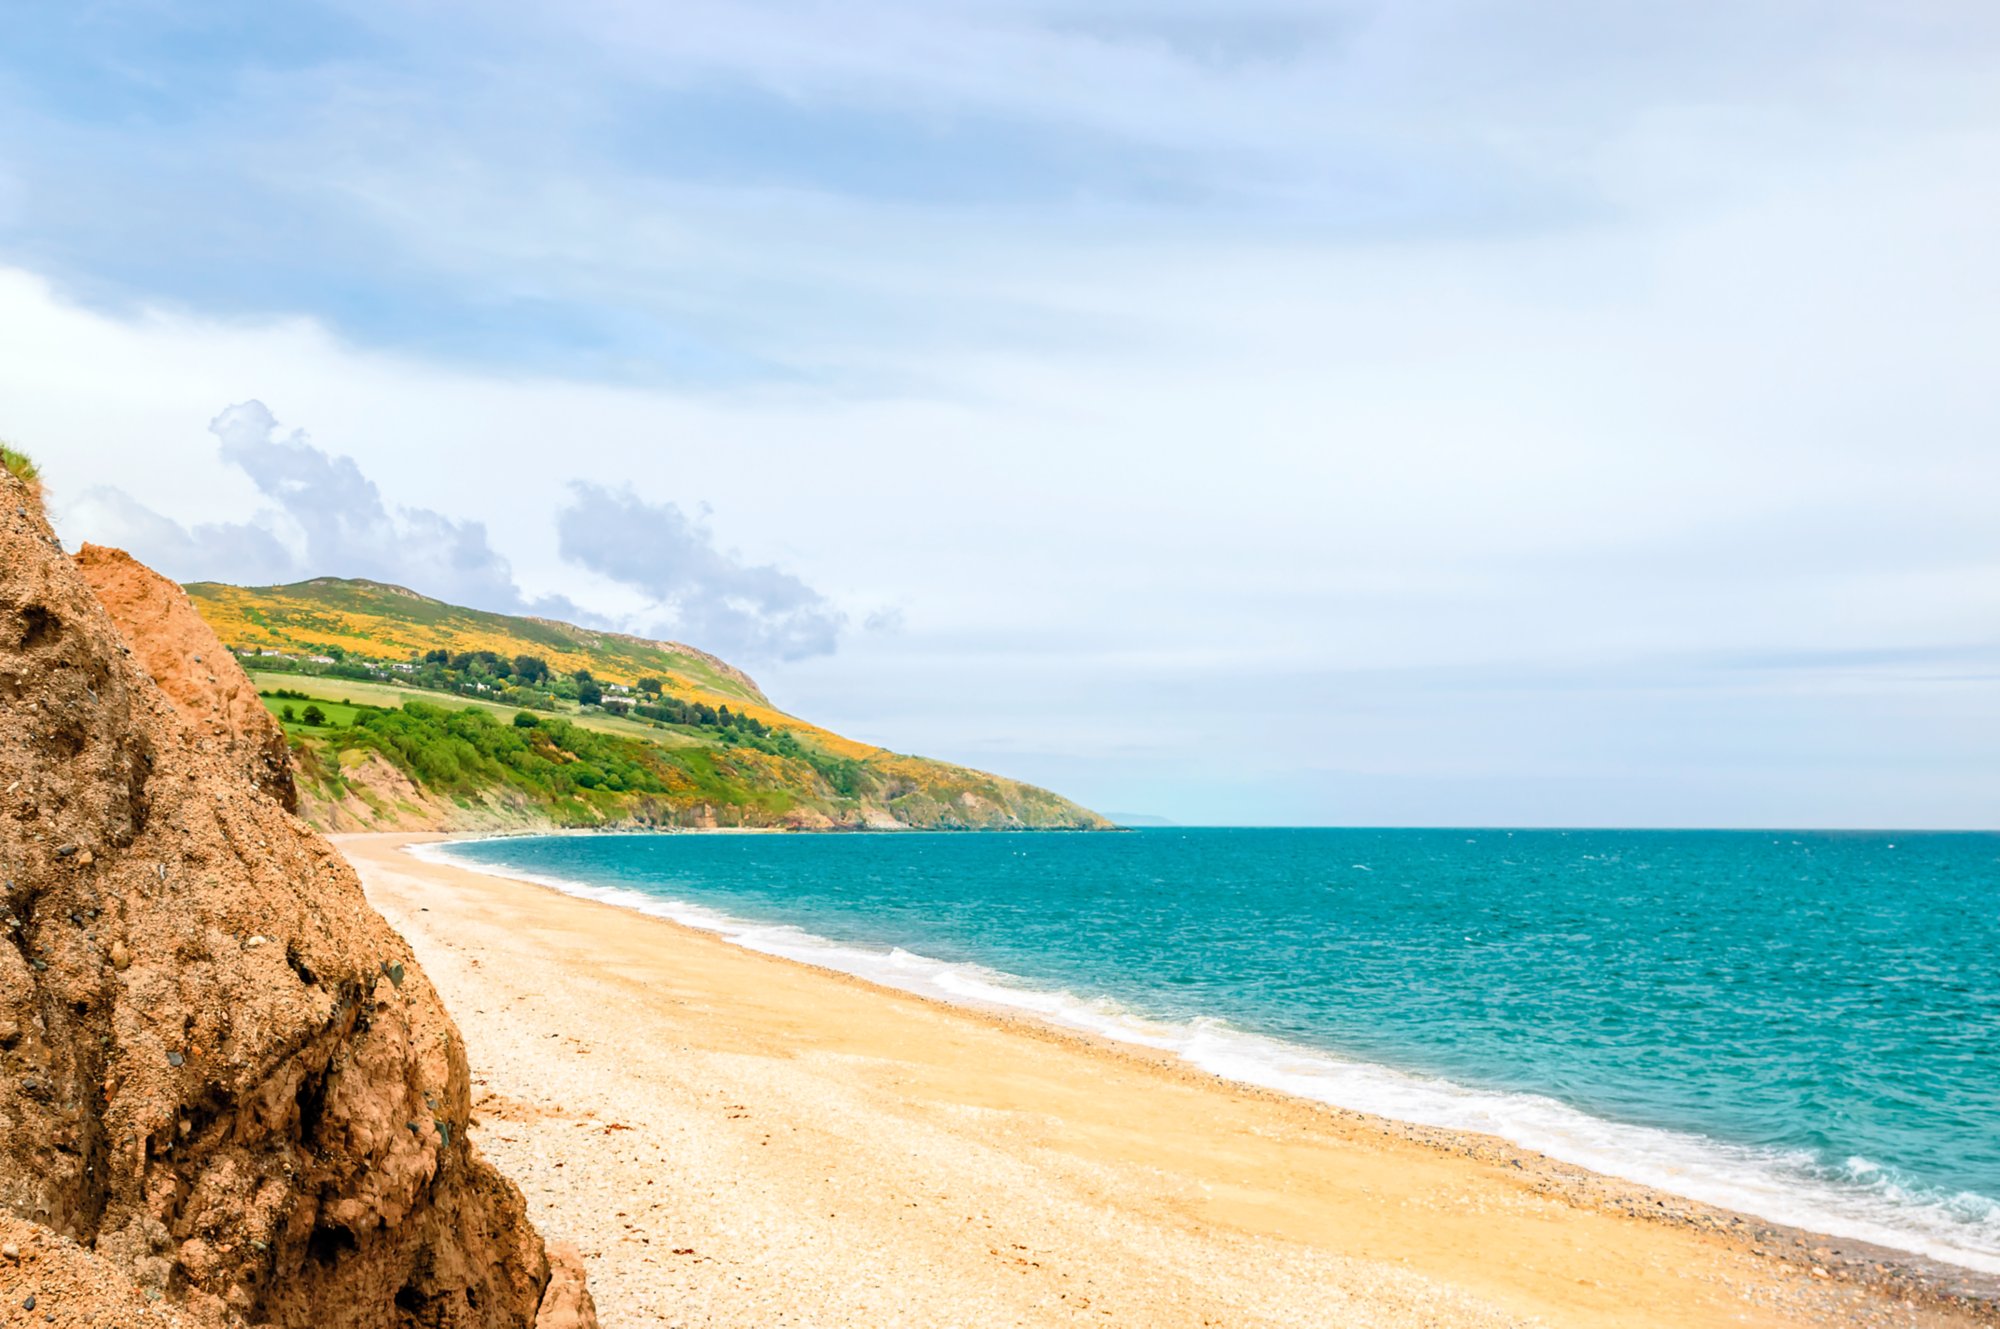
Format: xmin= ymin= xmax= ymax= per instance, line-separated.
xmin=336 ymin=833 xmax=1997 ymax=1329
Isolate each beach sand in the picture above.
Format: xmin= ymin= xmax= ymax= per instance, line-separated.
xmin=337 ymin=833 xmax=1995 ymax=1328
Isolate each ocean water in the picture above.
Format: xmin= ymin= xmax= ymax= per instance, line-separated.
xmin=431 ymin=828 xmax=2000 ymax=1272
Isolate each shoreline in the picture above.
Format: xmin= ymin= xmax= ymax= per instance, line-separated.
xmin=338 ymin=830 xmax=2000 ymax=1327
xmin=412 ymin=829 xmax=2000 ymax=1284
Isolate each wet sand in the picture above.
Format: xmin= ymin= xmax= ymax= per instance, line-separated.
xmin=337 ymin=832 xmax=1997 ymax=1329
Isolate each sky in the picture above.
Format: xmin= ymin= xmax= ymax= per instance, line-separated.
xmin=3 ymin=1 xmax=1998 ymax=828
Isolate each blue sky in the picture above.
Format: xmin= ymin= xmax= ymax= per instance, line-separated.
xmin=4 ymin=1 xmax=1999 ymax=826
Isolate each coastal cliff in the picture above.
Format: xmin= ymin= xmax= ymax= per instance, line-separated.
xmin=76 ymin=545 xmax=299 ymax=813
xmin=0 ymin=471 xmax=594 ymax=1326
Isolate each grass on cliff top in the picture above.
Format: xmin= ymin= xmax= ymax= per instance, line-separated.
xmin=2 ymin=443 xmax=39 ymax=486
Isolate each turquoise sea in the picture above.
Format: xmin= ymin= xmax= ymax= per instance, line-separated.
xmin=434 ymin=828 xmax=2000 ymax=1272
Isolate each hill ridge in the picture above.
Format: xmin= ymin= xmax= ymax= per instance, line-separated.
xmin=237 ymin=576 xmax=770 ymax=700
xmin=182 ymin=573 xmax=1108 ymax=833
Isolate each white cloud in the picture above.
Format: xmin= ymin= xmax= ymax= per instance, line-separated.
xmin=63 ymin=392 xmax=857 ymax=655
xmin=68 ymin=396 xmax=584 ymax=616
xmin=557 ymin=482 xmax=845 ymax=660
xmin=4 ymin=0 xmax=1999 ymax=823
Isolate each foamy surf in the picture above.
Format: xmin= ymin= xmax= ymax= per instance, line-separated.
xmin=412 ymin=836 xmax=2000 ymax=1277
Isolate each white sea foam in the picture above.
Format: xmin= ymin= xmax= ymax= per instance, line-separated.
xmin=411 ymin=837 xmax=2000 ymax=1276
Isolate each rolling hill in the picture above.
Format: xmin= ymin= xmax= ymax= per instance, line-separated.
xmin=184 ymin=576 xmax=1110 ymax=833
xmin=190 ymin=575 xmax=767 ymax=700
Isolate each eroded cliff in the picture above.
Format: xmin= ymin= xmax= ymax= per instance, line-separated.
xmin=0 ymin=474 xmax=592 ymax=1326
xmin=75 ymin=543 xmax=297 ymax=813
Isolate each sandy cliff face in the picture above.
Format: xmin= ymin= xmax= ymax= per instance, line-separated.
xmin=74 ymin=543 xmax=297 ymax=814
xmin=0 ymin=476 xmax=593 ymax=1326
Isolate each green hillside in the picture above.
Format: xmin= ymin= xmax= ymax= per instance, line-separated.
xmin=189 ymin=576 xmax=767 ymax=703
xmin=187 ymin=577 xmax=1109 ymax=834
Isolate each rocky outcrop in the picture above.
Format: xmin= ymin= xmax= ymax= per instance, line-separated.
xmin=1 ymin=1212 xmax=211 ymax=1325
xmin=75 ymin=544 xmax=298 ymax=813
xmin=0 ymin=473 xmax=593 ymax=1326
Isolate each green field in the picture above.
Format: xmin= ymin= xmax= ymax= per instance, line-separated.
xmin=248 ymin=671 xmax=710 ymax=749
xmin=262 ymin=695 xmax=372 ymax=731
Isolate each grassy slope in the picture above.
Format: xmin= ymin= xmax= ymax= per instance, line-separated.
xmin=192 ymin=576 xmax=767 ymax=700
xmin=190 ymin=578 xmax=1109 ymax=832
xmin=250 ymin=671 xmax=710 ymax=748
xmin=190 ymin=578 xmax=885 ymax=758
